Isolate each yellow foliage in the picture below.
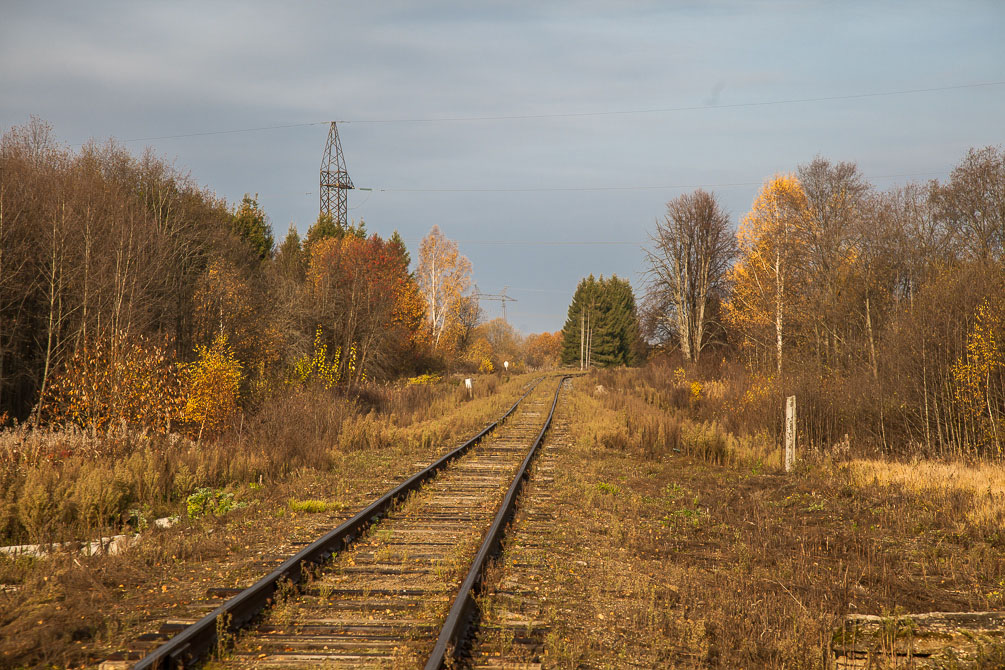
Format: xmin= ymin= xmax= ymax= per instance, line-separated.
xmin=41 ymin=331 xmax=184 ymax=434
xmin=292 ymin=326 xmax=365 ymax=389
xmin=183 ymin=333 xmax=243 ymax=441
xmin=952 ymin=297 xmax=1004 ymax=452
xmin=406 ymin=373 xmax=442 ymax=385
xmin=294 ymin=326 xmax=339 ymax=389
xmin=741 ymin=375 xmax=774 ymax=407
xmin=416 ymin=225 xmax=473 ymax=351
xmin=690 ymin=381 xmax=703 ymax=400
xmin=724 ymin=175 xmax=811 ymax=361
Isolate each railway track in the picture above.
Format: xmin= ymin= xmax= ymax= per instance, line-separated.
xmin=124 ymin=374 xmax=569 ymax=670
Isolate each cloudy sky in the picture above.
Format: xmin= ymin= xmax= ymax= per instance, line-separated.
xmin=3 ymin=2 xmax=1003 ymax=333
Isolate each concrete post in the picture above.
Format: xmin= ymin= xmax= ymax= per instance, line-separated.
xmin=785 ymin=395 xmax=796 ymax=472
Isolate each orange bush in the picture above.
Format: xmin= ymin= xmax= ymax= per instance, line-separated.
xmin=41 ymin=331 xmax=184 ymax=434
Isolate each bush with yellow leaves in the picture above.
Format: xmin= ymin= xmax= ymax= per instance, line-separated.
xmin=952 ymin=297 xmax=1005 ymax=455
xmin=41 ymin=331 xmax=184 ymax=435
xmin=293 ymin=326 xmax=339 ymax=389
xmin=183 ymin=333 xmax=244 ymax=442
xmin=292 ymin=326 xmax=366 ymax=389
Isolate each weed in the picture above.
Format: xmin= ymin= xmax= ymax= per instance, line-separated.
xmin=186 ymin=488 xmax=242 ymax=520
xmin=287 ymin=499 xmax=341 ymax=514
xmin=214 ymin=611 xmax=234 ymax=661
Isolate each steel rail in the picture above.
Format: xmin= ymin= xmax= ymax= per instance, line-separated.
xmin=133 ymin=377 xmax=543 ymax=670
xmin=424 ymin=375 xmax=569 ymax=670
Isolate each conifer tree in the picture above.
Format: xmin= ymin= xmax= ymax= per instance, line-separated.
xmin=275 ymin=224 xmax=304 ymax=281
xmin=560 ymin=275 xmax=641 ymax=367
xmin=231 ymin=194 xmax=274 ymax=260
xmin=389 ymin=230 xmax=412 ymax=273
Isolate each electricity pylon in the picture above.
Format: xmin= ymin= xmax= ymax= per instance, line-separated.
xmin=473 ymin=286 xmax=517 ymax=323
xmin=320 ymin=121 xmax=353 ymax=226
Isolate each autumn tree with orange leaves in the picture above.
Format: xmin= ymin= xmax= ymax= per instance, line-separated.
xmin=306 ymin=233 xmax=425 ymax=384
xmin=524 ymin=331 xmax=563 ymax=369
xmin=724 ymin=175 xmax=810 ymax=374
xmin=40 ymin=331 xmax=184 ymax=435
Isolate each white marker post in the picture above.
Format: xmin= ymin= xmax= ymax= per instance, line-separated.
xmin=464 ymin=377 xmax=473 ymax=399
xmin=503 ymin=360 xmax=509 ymax=372
xmin=785 ymin=395 xmax=796 ymax=472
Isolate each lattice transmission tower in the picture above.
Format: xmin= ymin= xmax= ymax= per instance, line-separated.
xmin=320 ymin=121 xmax=353 ymax=225
xmin=473 ymin=287 xmax=517 ymax=323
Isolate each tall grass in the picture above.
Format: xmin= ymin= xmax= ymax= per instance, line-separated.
xmin=0 ymin=374 xmax=518 ymax=547
xmin=548 ymin=370 xmax=1005 ymax=667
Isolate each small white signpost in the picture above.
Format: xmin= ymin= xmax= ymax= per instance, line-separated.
xmin=503 ymin=360 xmax=509 ymax=372
xmin=464 ymin=377 xmax=473 ymax=399
xmin=785 ymin=395 xmax=796 ymax=472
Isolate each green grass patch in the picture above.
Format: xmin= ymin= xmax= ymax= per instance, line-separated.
xmin=287 ymin=499 xmax=342 ymax=514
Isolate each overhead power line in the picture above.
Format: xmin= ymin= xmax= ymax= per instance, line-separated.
xmin=399 ymin=237 xmax=643 ymax=247
xmin=339 ymin=80 xmax=1005 ymax=124
xmin=357 ymin=170 xmax=946 ymax=194
xmin=109 ymin=79 xmax=1005 ymax=143
xmin=241 ymin=169 xmax=947 ymax=202
xmin=122 ymin=121 xmax=327 ymax=143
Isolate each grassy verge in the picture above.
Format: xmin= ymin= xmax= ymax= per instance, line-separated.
xmin=478 ymin=372 xmax=1004 ymax=668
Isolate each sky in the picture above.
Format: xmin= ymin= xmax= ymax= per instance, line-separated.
xmin=2 ymin=1 xmax=1004 ymax=334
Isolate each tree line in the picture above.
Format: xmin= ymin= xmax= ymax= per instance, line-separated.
xmin=643 ymin=146 xmax=1005 ymax=458
xmin=0 ymin=119 xmax=561 ymax=432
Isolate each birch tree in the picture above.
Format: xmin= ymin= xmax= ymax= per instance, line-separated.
xmin=416 ymin=225 xmax=472 ymax=349
xmin=725 ymin=175 xmax=809 ymax=374
xmin=644 ymin=189 xmax=736 ymax=362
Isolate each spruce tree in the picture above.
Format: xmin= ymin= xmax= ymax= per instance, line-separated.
xmin=231 ymin=194 xmax=274 ymax=260
xmin=388 ymin=230 xmax=412 ymax=274
xmin=275 ymin=224 xmax=304 ymax=281
xmin=560 ymin=275 xmax=641 ymax=367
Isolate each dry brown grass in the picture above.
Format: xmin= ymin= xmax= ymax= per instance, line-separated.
xmin=0 ymin=374 xmax=519 ymax=547
xmin=848 ymin=458 xmax=1005 ymax=531
xmin=475 ymin=370 xmax=1005 ymax=669
xmin=0 ymin=372 xmax=533 ymax=669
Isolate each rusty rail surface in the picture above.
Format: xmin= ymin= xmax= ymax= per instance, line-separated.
xmin=133 ymin=377 xmax=544 ymax=670
xmin=425 ymin=375 xmax=568 ymax=669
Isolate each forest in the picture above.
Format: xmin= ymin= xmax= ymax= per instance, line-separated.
xmin=639 ymin=147 xmax=1005 ymax=461
xmin=0 ymin=118 xmax=562 ymax=431
xmin=4 ymin=115 xmax=1004 ymax=465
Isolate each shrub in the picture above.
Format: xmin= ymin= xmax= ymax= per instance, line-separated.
xmin=72 ymin=463 xmax=129 ymax=529
xmin=185 ymin=487 xmax=240 ymax=519
xmin=288 ymin=499 xmax=340 ymax=513
xmin=182 ymin=334 xmax=243 ymax=442
xmin=41 ymin=331 xmax=184 ymax=434
xmin=17 ymin=467 xmax=73 ymax=543
xmin=406 ymin=373 xmax=442 ymax=385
